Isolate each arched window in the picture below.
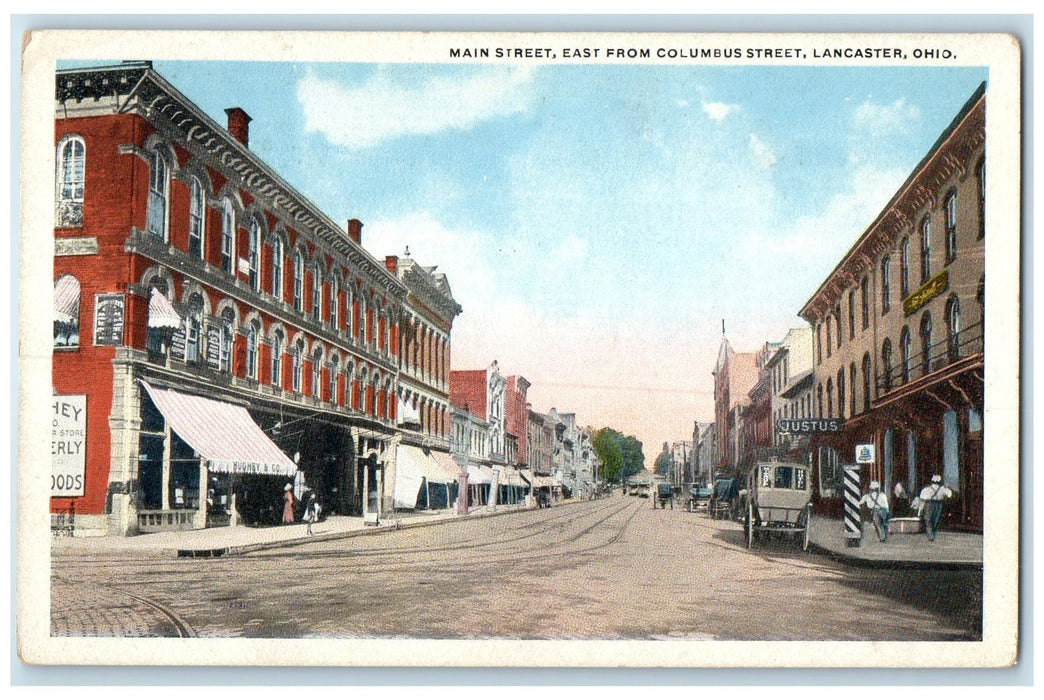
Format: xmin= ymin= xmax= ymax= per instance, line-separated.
xmin=881 ymin=256 xmax=891 ymax=314
xmin=345 ymin=286 xmax=354 ymax=335
xmin=270 ymin=329 xmax=284 ymax=387
xmin=291 ymin=339 xmax=304 ymax=393
xmin=835 ymin=306 xmax=842 ymax=348
xmin=221 ymin=199 xmax=235 ymax=274
xmin=816 ymin=323 xmax=822 ymax=364
xmin=900 ymin=236 xmax=910 ymax=298
xmin=271 ymin=237 xmax=284 ymax=300
xmin=245 ymin=321 xmax=260 ymax=380
xmin=146 ymin=147 xmax=169 ymax=239
xmin=861 ymin=277 xmax=870 ymax=329
xmin=862 ymin=353 xmax=872 ymax=413
xmin=900 ymin=327 xmax=911 ymax=384
xmin=848 ymin=290 xmax=855 ymax=339
xmin=293 ymin=251 xmax=304 ymax=312
xmin=56 ymin=135 xmax=85 ymax=227
xmin=184 ymin=293 xmax=204 ymax=364
xmin=53 ymin=274 xmax=80 ymax=347
xmin=920 ymin=312 xmax=933 ymax=376
xmin=849 ymin=361 xmax=857 ymax=416
xmin=312 ymin=265 xmax=322 ymax=321
xmin=330 ymin=276 xmax=339 ymax=330
xmin=920 ymin=215 xmax=931 ymax=283
xmin=248 ymin=219 xmax=261 ymax=291
xmin=977 ymin=157 xmax=985 ymax=240
xmin=311 ymin=348 xmax=322 ymax=398
xmin=946 ymin=295 xmax=961 ymax=360
xmin=881 ymin=338 xmax=893 ymax=392
xmin=219 ymin=307 xmax=235 ymax=373
xmin=944 ymin=190 xmax=958 ymax=263
xmin=328 ymin=354 xmax=339 ymax=403
xmin=836 ymin=368 xmax=845 ymax=421
xmin=816 ymin=384 xmax=823 ymax=418
xmin=188 ymin=177 xmax=205 ymax=258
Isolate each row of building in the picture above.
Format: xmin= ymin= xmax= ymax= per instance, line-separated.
xmin=694 ymin=83 xmax=985 ymax=532
xmin=51 ymin=62 xmax=598 ymax=536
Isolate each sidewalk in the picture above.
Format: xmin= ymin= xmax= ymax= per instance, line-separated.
xmin=807 ymin=514 xmax=982 ymax=569
xmin=51 ymin=501 xmax=550 ymax=558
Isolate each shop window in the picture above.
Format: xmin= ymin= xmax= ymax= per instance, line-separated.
xmin=146 ymin=148 xmax=169 ymax=240
xmin=53 ymin=274 xmax=81 ymax=348
xmin=881 ymin=256 xmax=891 ymax=314
xmin=946 ymin=294 xmax=961 ymax=360
xmin=137 ymin=391 xmax=165 ymax=511
xmin=920 ymin=311 xmax=933 ymax=376
xmin=920 ymin=215 xmax=931 ymax=284
xmin=271 ymin=237 xmax=284 ymax=300
xmin=188 ymin=177 xmax=205 ymax=259
xmin=818 ymin=446 xmax=841 ymax=498
xmin=944 ymin=190 xmax=958 ymax=264
xmin=56 ymin=135 xmax=85 ymax=228
xmin=169 ymin=433 xmax=201 ymax=510
xmin=900 ymin=327 xmax=911 ymax=383
xmin=221 ymin=199 xmax=235 ymax=275
xmin=900 ymin=236 xmax=910 ymax=298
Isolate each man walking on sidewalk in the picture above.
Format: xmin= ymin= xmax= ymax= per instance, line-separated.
xmin=858 ymin=480 xmax=890 ymax=542
xmin=918 ymin=475 xmax=954 ymax=542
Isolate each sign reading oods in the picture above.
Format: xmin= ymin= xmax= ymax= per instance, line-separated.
xmin=52 ymin=395 xmax=86 ymax=497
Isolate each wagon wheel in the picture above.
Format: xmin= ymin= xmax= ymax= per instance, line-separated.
xmin=746 ymin=499 xmax=755 ymax=549
xmin=802 ymin=504 xmax=812 ymax=552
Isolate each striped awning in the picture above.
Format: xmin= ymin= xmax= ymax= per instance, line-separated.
xmin=148 ymin=288 xmax=182 ymax=329
xmin=53 ymin=275 xmax=80 ymax=324
xmin=139 ymin=380 xmax=297 ymax=477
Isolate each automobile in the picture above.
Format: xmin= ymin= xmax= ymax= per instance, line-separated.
xmin=654 ymin=482 xmax=675 ymax=510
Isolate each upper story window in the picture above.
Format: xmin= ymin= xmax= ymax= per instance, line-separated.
xmin=900 ymin=236 xmax=910 ymax=298
xmin=311 ymin=349 xmax=322 ymax=398
xmin=56 ymin=135 xmax=85 ymax=228
xmin=271 ymin=330 xmax=284 ymax=387
xmin=312 ymin=266 xmax=322 ymax=322
xmin=221 ymin=199 xmax=236 ymax=275
xmin=861 ymin=353 xmax=872 ymax=413
xmin=345 ymin=286 xmax=353 ymax=335
xmin=328 ymin=355 xmax=339 ymax=402
xmin=944 ymin=190 xmax=958 ymax=264
xmin=292 ymin=339 xmax=305 ymax=393
xmin=946 ymin=295 xmax=961 ymax=360
xmin=860 ymin=277 xmax=870 ymax=330
xmin=188 ymin=177 xmax=205 ymax=259
xmin=836 ymin=368 xmax=845 ymax=421
xmin=919 ymin=311 xmax=933 ymax=376
xmin=849 ymin=362 xmax=857 ymax=417
xmin=848 ymin=290 xmax=855 ymax=339
xmin=271 ymin=237 xmax=284 ymax=300
xmin=919 ymin=215 xmax=932 ymax=284
xmin=245 ymin=321 xmax=260 ymax=380
xmin=900 ymin=326 xmax=911 ymax=384
xmin=816 ymin=323 xmax=822 ymax=365
xmin=184 ymin=293 xmax=204 ymax=364
xmin=825 ymin=317 xmax=832 ymax=358
xmin=53 ymin=274 xmax=80 ymax=348
xmin=881 ymin=256 xmax=891 ymax=314
xmin=881 ymin=338 xmax=893 ymax=393
xmin=219 ymin=307 xmax=235 ymax=374
xmin=248 ymin=219 xmax=261 ymax=291
xmin=834 ymin=306 xmax=842 ymax=349
xmin=146 ymin=148 xmax=169 ymax=240
xmin=977 ymin=157 xmax=985 ymax=240
xmin=330 ymin=277 xmax=340 ymax=330
xmin=293 ymin=251 xmax=304 ymax=312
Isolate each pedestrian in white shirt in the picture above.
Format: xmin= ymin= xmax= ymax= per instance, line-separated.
xmin=858 ymin=480 xmax=891 ymax=542
xmin=918 ymin=475 xmax=954 ymax=542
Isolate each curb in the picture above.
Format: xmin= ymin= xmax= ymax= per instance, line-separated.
xmin=805 ymin=541 xmax=983 ymax=571
xmin=173 ymin=499 xmax=588 ymax=558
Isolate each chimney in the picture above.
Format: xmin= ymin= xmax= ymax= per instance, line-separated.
xmin=347 ymin=219 xmax=363 ymax=244
xmin=385 ymin=255 xmax=398 ymax=274
xmin=224 ymin=107 xmax=252 ymax=147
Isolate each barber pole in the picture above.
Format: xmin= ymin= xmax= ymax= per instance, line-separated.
xmin=843 ymin=464 xmax=862 ymax=547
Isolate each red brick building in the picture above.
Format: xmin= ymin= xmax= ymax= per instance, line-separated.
xmin=52 ymin=62 xmax=420 ymax=534
xmin=504 ymin=375 xmax=531 ymax=467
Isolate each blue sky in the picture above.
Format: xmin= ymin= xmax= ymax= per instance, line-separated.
xmin=115 ymin=60 xmax=987 ymax=453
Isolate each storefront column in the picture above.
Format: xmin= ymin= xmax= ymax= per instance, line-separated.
xmin=197 ymin=459 xmax=208 ymax=528
xmin=161 ymin=425 xmax=172 ymax=510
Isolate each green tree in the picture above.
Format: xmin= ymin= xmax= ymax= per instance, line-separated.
xmin=617 ymin=434 xmax=645 ymax=481
xmin=592 ymin=428 xmax=624 ymax=483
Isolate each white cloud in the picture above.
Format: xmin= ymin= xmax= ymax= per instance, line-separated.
xmin=748 ymin=133 xmax=777 ymax=169
xmin=853 ymin=97 xmax=922 ymax=135
xmin=702 ymin=101 xmax=739 ymax=121
xmin=297 ymin=66 xmax=535 ymax=150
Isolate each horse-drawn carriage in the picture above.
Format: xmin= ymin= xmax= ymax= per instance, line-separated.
xmin=743 ymin=460 xmax=813 ymax=551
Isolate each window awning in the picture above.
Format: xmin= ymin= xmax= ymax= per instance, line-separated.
xmin=429 ymin=450 xmax=464 ymax=481
xmin=466 ymin=464 xmax=493 ymax=484
xmin=148 ymin=288 xmax=182 ymax=329
xmin=393 ymin=445 xmax=454 ymax=509
xmin=139 ymin=380 xmax=297 ymax=477
xmin=53 ymin=275 xmax=79 ymax=324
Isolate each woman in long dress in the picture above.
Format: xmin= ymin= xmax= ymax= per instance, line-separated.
xmin=282 ymin=484 xmax=294 ymax=524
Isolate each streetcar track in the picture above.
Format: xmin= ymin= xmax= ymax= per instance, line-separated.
xmin=52 ymin=574 xmax=197 ymax=638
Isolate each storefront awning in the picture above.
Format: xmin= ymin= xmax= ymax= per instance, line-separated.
xmin=466 ymin=464 xmax=492 ymax=484
xmin=148 ymin=288 xmax=182 ymax=329
xmin=393 ymin=445 xmax=455 ymax=509
xmin=430 ymin=450 xmax=464 ymax=481
xmin=139 ymin=380 xmax=297 ymax=477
